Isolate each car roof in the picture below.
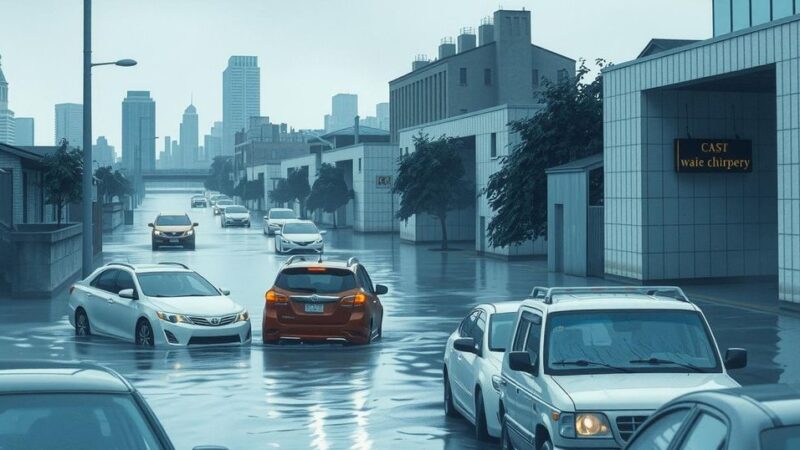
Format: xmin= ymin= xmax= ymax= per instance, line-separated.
xmin=0 ymin=361 xmax=133 ymax=394
xmin=269 ymin=208 xmax=295 ymax=212
xmin=100 ymin=262 xmax=193 ymax=274
xmin=521 ymin=294 xmax=699 ymax=313
xmin=671 ymin=384 xmax=800 ymax=426
xmin=281 ymin=256 xmax=356 ymax=272
xmin=157 ymin=211 xmax=189 ymax=216
xmin=477 ymin=301 xmax=525 ymax=314
xmin=282 ymin=219 xmax=314 ymax=225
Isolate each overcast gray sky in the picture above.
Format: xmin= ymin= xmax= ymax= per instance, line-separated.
xmin=0 ymin=0 xmax=711 ymax=150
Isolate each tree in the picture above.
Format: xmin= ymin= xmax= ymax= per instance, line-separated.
xmin=269 ymin=179 xmax=294 ymax=206
xmin=204 ymin=156 xmax=234 ymax=196
xmin=42 ymin=141 xmax=83 ymax=225
xmin=95 ymin=166 xmax=133 ymax=204
xmin=306 ymin=163 xmax=352 ymax=228
xmin=392 ymin=133 xmax=473 ymax=250
xmin=234 ymin=177 xmax=264 ymax=201
xmin=287 ymin=168 xmax=310 ymax=218
xmin=483 ymin=59 xmax=606 ymax=248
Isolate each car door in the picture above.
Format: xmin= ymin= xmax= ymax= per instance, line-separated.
xmin=452 ymin=310 xmax=480 ymax=412
xmin=505 ymin=311 xmax=543 ymax=450
xmin=460 ymin=310 xmax=487 ymax=421
xmin=87 ymin=269 xmax=121 ymax=336
xmin=106 ymin=269 xmax=141 ymax=340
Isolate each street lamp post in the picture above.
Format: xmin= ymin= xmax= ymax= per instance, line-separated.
xmin=82 ymin=0 xmax=137 ymax=277
xmin=133 ymin=117 xmax=157 ymax=208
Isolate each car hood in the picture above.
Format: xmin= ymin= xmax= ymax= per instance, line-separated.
xmin=147 ymin=295 xmax=243 ymax=316
xmin=552 ymin=373 xmax=739 ymax=411
xmin=269 ymin=218 xmax=295 ymax=224
xmin=154 ymin=225 xmax=192 ymax=232
xmin=224 ymin=213 xmax=249 ymax=219
xmin=282 ymin=233 xmax=321 ymax=242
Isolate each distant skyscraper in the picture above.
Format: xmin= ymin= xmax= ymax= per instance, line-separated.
xmin=14 ymin=117 xmax=34 ymax=146
xmin=0 ymin=54 xmax=16 ymax=145
xmin=204 ymin=121 xmax=223 ymax=162
xmin=376 ymin=102 xmax=390 ymax=130
xmin=55 ymin=103 xmax=83 ymax=148
xmin=223 ymin=56 xmax=260 ymax=155
xmin=179 ymin=103 xmax=199 ymax=168
xmin=121 ymin=91 xmax=156 ymax=172
xmin=93 ymin=136 xmax=116 ymax=168
xmin=160 ymin=136 xmax=172 ymax=169
xmin=327 ymin=93 xmax=358 ymax=132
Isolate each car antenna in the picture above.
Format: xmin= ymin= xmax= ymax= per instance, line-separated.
xmin=317 ymin=254 xmax=323 ymax=263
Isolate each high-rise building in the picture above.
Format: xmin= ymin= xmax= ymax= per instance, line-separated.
xmin=159 ymin=136 xmax=172 ymax=169
xmin=326 ymin=93 xmax=358 ymax=132
xmin=0 ymin=54 xmax=16 ymax=145
xmin=93 ymin=136 xmax=116 ymax=168
xmin=54 ymin=103 xmax=83 ymax=148
xmin=223 ymin=56 xmax=260 ymax=156
xmin=203 ymin=121 xmax=223 ymax=163
xmin=121 ymin=91 xmax=156 ymax=173
xmin=14 ymin=117 xmax=34 ymax=146
xmin=376 ymin=102 xmax=390 ymax=130
xmin=179 ymin=103 xmax=199 ymax=168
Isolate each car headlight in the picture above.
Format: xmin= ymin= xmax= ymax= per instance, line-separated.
xmin=236 ymin=311 xmax=249 ymax=322
xmin=156 ymin=311 xmax=189 ymax=324
xmin=153 ymin=230 xmax=162 ymax=236
xmin=314 ymin=238 xmax=323 ymax=244
xmin=280 ymin=236 xmax=291 ymax=243
xmin=573 ymin=413 xmax=611 ymax=438
xmin=186 ymin=229 xmax=194 ymax=236
xmin=491 ymin=375 xmax=503 ymax=392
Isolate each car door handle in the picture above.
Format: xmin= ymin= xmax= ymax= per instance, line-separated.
xmin=106 ymin=298 xmax=115 ymax=304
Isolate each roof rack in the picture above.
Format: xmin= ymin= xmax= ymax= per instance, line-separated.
xmin=529 ymin=286 xmax=691 ymax=304
xmin=105 ymin=262 xmax=136 ymax=270
xmin=158 ymin=262 xmax=189 ymax=269
xmin=347 ymin=257 xmax=359 ymax=267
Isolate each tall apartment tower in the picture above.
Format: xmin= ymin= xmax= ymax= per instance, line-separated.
xmin=223 ymin=56 xmax=260 ymax=156
xmin=0 ymin=55 xmax=16 ymax=145
xmin=121 ymin=91 xmax=156 ymax=172
xmin=179 ymin=103 xmax=199 ymax=168
xmin=55 ymin=103 xmax=83 ymax=148
xmin=329 ymin=93 xmax=358 ymax=132
xmin=93 ymin=136 xmax=116 ymax=168
xmin=376 ymin=102 xmax=390 ymax=130
xmin=204 ymin=121 xmax=223 ymax=162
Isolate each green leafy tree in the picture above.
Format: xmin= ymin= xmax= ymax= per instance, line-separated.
xmin=204 ymin=156 xmax=234 ymax=196
xmin=269 ymin=178 xmax=295 ymax=206
xmin=483 ymin=59 xmax=606 ymax=248
xmin=95 ymin=166 xmax=133 ymax=204
xmin=392 ymin=133 xmax=473 ymax=250
xmin=306 ymin=163 xmax=352 ymax=228
xmin=287 ymin=168 xmax=311 ymax=218
xmin=42 ymin=141 xmax=83 ymax=225
xmin=234 ymin=177 xmax=264 ymax=201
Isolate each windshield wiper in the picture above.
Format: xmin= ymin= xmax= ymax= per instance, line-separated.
xmin=551 ymin=359 xmax=633 ymax=373
xmin=629 ymin=358 xmax=705 ymax=372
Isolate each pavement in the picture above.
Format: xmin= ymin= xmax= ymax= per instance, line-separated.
xmin=1 ymin=192 xmax=799 ymax=449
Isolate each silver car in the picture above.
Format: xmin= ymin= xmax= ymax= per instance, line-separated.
xmin=274 ymin=220 xmax=326 ymax=254
xmin=263 ymin=208 xmax=297 ymax=235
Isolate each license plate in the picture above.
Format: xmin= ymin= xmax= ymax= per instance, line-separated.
xmin=304 ymin=303 xmax=324 ymax=313
xmin=169 ymin=239 xmax=179 ymax=243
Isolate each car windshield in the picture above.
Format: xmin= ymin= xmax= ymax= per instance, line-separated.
xmin=283 ymin=223 xmax=318 ymax=234
xmin=225 ymin=206 xmax=247 ymax=213
xmin=137 ymin=271 xmax=220 ymax=297
xmin=217 ymin=200 xmax=233 ymax=206
xmin=275 ymin=267 xmax=357 ymax=294
xmin=0 ymin=393 xmax=165 ymax=450
xmin=761 ymin=425 xmax=800 ymax=450
xmin=270 ymin=210 xmax=296 ymax=219
xmin=545 ymin=310 xmax=720 ymax=374
xmin=155 ymin=215 xmax=191 ymax=226
xmin=488 ymin=312 xmax=516 ymax=351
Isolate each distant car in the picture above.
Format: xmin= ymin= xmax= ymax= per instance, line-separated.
xmin=262 ymin=257 xmax=386 ymax=345
xmin=212 ymin=198 xmax=234 ymax=215
xmin=274 ymin=220 xmax=325 ymax=254
xmin=443 ymin=301 xmax=522 ymax=440
xmin=205 ymin=190 xmax=220 ymax=199
xmin=148 ymin=212 xmax=198 ymax=250
xmin=191 ymin=195 xmax=208 ymax=208
xmin=220 ymin=205 xmax=251 ymax=228
xmin=69 ymin=262 xmax=251 ymax=347
xmin=0 ymin=361 xmax=183 ymax=450
xmin=625 ymin=384 xmax=800 ymax=450
xmin=263 ymin=207 xmax=298 ymax=235
xmin=209 ymin=194 xmax=229 ymax=207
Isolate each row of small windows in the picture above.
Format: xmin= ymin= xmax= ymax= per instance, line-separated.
xmin=457 ymin=68 xmax=568 ymax=88
xmin=714 ymin=0 xmax=799 ymax=35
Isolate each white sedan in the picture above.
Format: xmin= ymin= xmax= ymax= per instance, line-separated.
xmin=443 ymin=301 xmax=521 ymax=440
xmin=68 ymin=262 xmax=251 ymax=346
xmin=274 ymin=220 xmax=326 ymax=254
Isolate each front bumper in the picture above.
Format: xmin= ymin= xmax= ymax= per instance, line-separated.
xmin=277 ymin=238 xmax=324 ymax=253
xmin=153 ymin=233 xmax=194 ymax=245
xmin=223 ymin=218 xmax=251 ymax=226
xmin=156 ymin=319 xmax=252 ymax=346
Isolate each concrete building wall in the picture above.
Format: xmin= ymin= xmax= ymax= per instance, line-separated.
xmin=548 ymin=171 xmax=589 ymax=276
xmin=0 ymin=151 xmax=23 ymax=226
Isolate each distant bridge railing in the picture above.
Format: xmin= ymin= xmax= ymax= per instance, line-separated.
xmin=141 ymin=170 xmax=208 ymax=181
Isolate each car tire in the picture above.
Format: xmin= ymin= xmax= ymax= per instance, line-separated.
xmin=75 ymin=309 xmax=91 ymax=336
xmin=187 ymin=241 xmax=196 ymax=251
xmin=475 ymin=390 xmax=489 ymax=441
xmin=151 ymin=241 xmax=158 ymax=251
xmin=247 ymin=222 xmax=251 ymax=228
xmin=539 ymin=440 xmax=553 ymax=450
xmin=501 ymin=417 xmax=515 ymax=450
xmin=444 ymin=370 xmax=458 ymax=417
xmin=135 ymin=319 xmax=154 ymax=347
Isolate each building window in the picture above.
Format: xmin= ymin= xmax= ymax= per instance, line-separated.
xmin=532 ymin=69 xmax=540 ymax=88
xmin=732 ymin=0 xmax=751 ymax=31
xmin=557 ymin=69 xmax=569 ymax=83
xmin=358 ymin=158 xmax=362 ymax=173
xmin=713 ymin=0 xmax=733 ymax=35
xmin=752 ymin=0 xmax=771 ymax=25
xmin=490 ymin=133 xmax=498 ymax=158
xmin=773 ymin=0 xmax=794 ymax=18
xmin=459 ymin=67 xmax=467 ymax=86
xmin=484 ymin=68 xmax=492 ymax=86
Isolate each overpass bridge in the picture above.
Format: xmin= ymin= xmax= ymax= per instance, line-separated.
xmin=141 ymin=169 xmax=207 ymax=193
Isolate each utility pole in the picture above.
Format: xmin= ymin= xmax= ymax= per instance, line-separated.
xmin=81 ymin=0 xmax=92 ymax=277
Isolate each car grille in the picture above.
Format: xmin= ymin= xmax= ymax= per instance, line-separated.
xmin=616 ymin=415 xmax=648 ymax=441
xmin=294 ymin=241 xmax=315 ymax=246
xmin=164 ymin=231 xmax=184 ymax=237
xmin=186 ymin=314 xmax=237 ymax=326
xmin=188 ymin=335 xmax=240 ymax=345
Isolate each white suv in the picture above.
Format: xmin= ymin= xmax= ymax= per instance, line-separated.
xmin=498 ymin=286 xmax=745 ymax=450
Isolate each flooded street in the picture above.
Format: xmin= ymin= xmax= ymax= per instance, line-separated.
xmin=1 ymin=192 xmax=799 ymax=449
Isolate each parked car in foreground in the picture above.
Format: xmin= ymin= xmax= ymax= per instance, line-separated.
xmin=262 ymin=256 xmax=386 ymax=345
xmin=498 ymin=286 xmax=744 ymax=450
xmin=149 ymin=212 xmax=198 ymax=250
xmin=220 ymin=205 xmax=251 ymax=227
xmin=263 ymin=207 xmax=298 ymax=235
xmin=212 ymin=198 xmax=234 ymax=215
xmin=69 ymin=262 xmax=251 ymax=346
xmin=275 ymin=220 xmax=325 ymax=254
xmin=191 ymin=195 xmax=208 ymax=208
xmin=444 ymin=301 xmax=522 ymax=440
xmin=625 ymin=384 xmax=800 ymax=450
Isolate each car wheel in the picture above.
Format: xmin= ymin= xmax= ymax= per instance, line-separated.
xmin=444 ymin=370 xmax=458 ymax=417
xmin=475 ymin=389 xmax=489 ymax=441
xmin=135 ymin=319 xmax=154 ymax=347
xmin=501 ymin=417 xmax=515 ymax=450
xmin=539 ymin=440 xmax=553 ymax=450
xmin=247 ymin=222 xmax=251 ymax=228
xmin=75 ymin=309 xmax=91 ymax=336
xmin=187 ymin=241 xmax=196 ymax=251
xmin=151 ymin=241 xmax=158 ymax=251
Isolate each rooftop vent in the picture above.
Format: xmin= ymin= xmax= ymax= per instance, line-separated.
xmin=457 ymin=27 xmax=477 ymax=53
xmin=439 ymin=37 xmax=456 ymax=59
xmin=412 ymin=54 xmax=431 ymax=71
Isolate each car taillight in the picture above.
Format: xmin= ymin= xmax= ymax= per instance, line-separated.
xmin=265 ymin=290 xmax=288 ymax=304
xmin=341 ymin=292 xmax=367 ymax=306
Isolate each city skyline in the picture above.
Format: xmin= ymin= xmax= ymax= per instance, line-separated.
xmin=0 ymin=0 xmax=711 ymax=149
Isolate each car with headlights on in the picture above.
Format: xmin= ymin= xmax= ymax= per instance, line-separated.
xmin=274 ymin=220 xmax=325 ymax=254
xmin=149 ymin=212 xmax=198 ymax=250
xmin=262 ymin=256 xmax=385 ymax=345
xmin=220 ymin=205 xmax=251 ymax=228
xmin=444 ymin=301 xmax=522 ymax=440
xmin=498 ymin=286 xmax=744 ymax=450
xmin=263 ymin=207 xmax=298 ymax=235
xmin=624 ymin=383 xmax=800 ymax=450
xmin=212 ymin=198 xmax=234 ymax=215
xmin=68 ymin=262 xmax=251 ymax=347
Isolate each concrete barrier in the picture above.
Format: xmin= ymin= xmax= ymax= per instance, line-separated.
xmin=9 ymin=223 xmax=82 ymax=297
xmin=102 ymin=202 xmax=124 ymax=232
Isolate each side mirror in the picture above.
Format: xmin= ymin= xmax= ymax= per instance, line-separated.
xmin=724 ymin=348 xmax=747 ymax=370
xmin=274 ymin=230 xmax=282 ymax=236
xmin=118 ymin=288 xmax=137 ymax=300
xmin=508 ymin=351 xmax=538 ymax=375
xmin=375 ymin=284 xmax=388 ymax=295
xmin=219 ymin=288 xmax=230 ymax=296
xmin=319 ymin=230 xmax=327 ymax=235
xmin=453 ymin=337 xmax=478 ymax=354
xmin=147 ymin=223 xmax=154 ymax=228
xmin=193 ymin=222 xmax=199 ymax=227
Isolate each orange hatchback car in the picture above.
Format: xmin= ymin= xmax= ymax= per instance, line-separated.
xmin=262 ymin=257 xmax=386 ymax=345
